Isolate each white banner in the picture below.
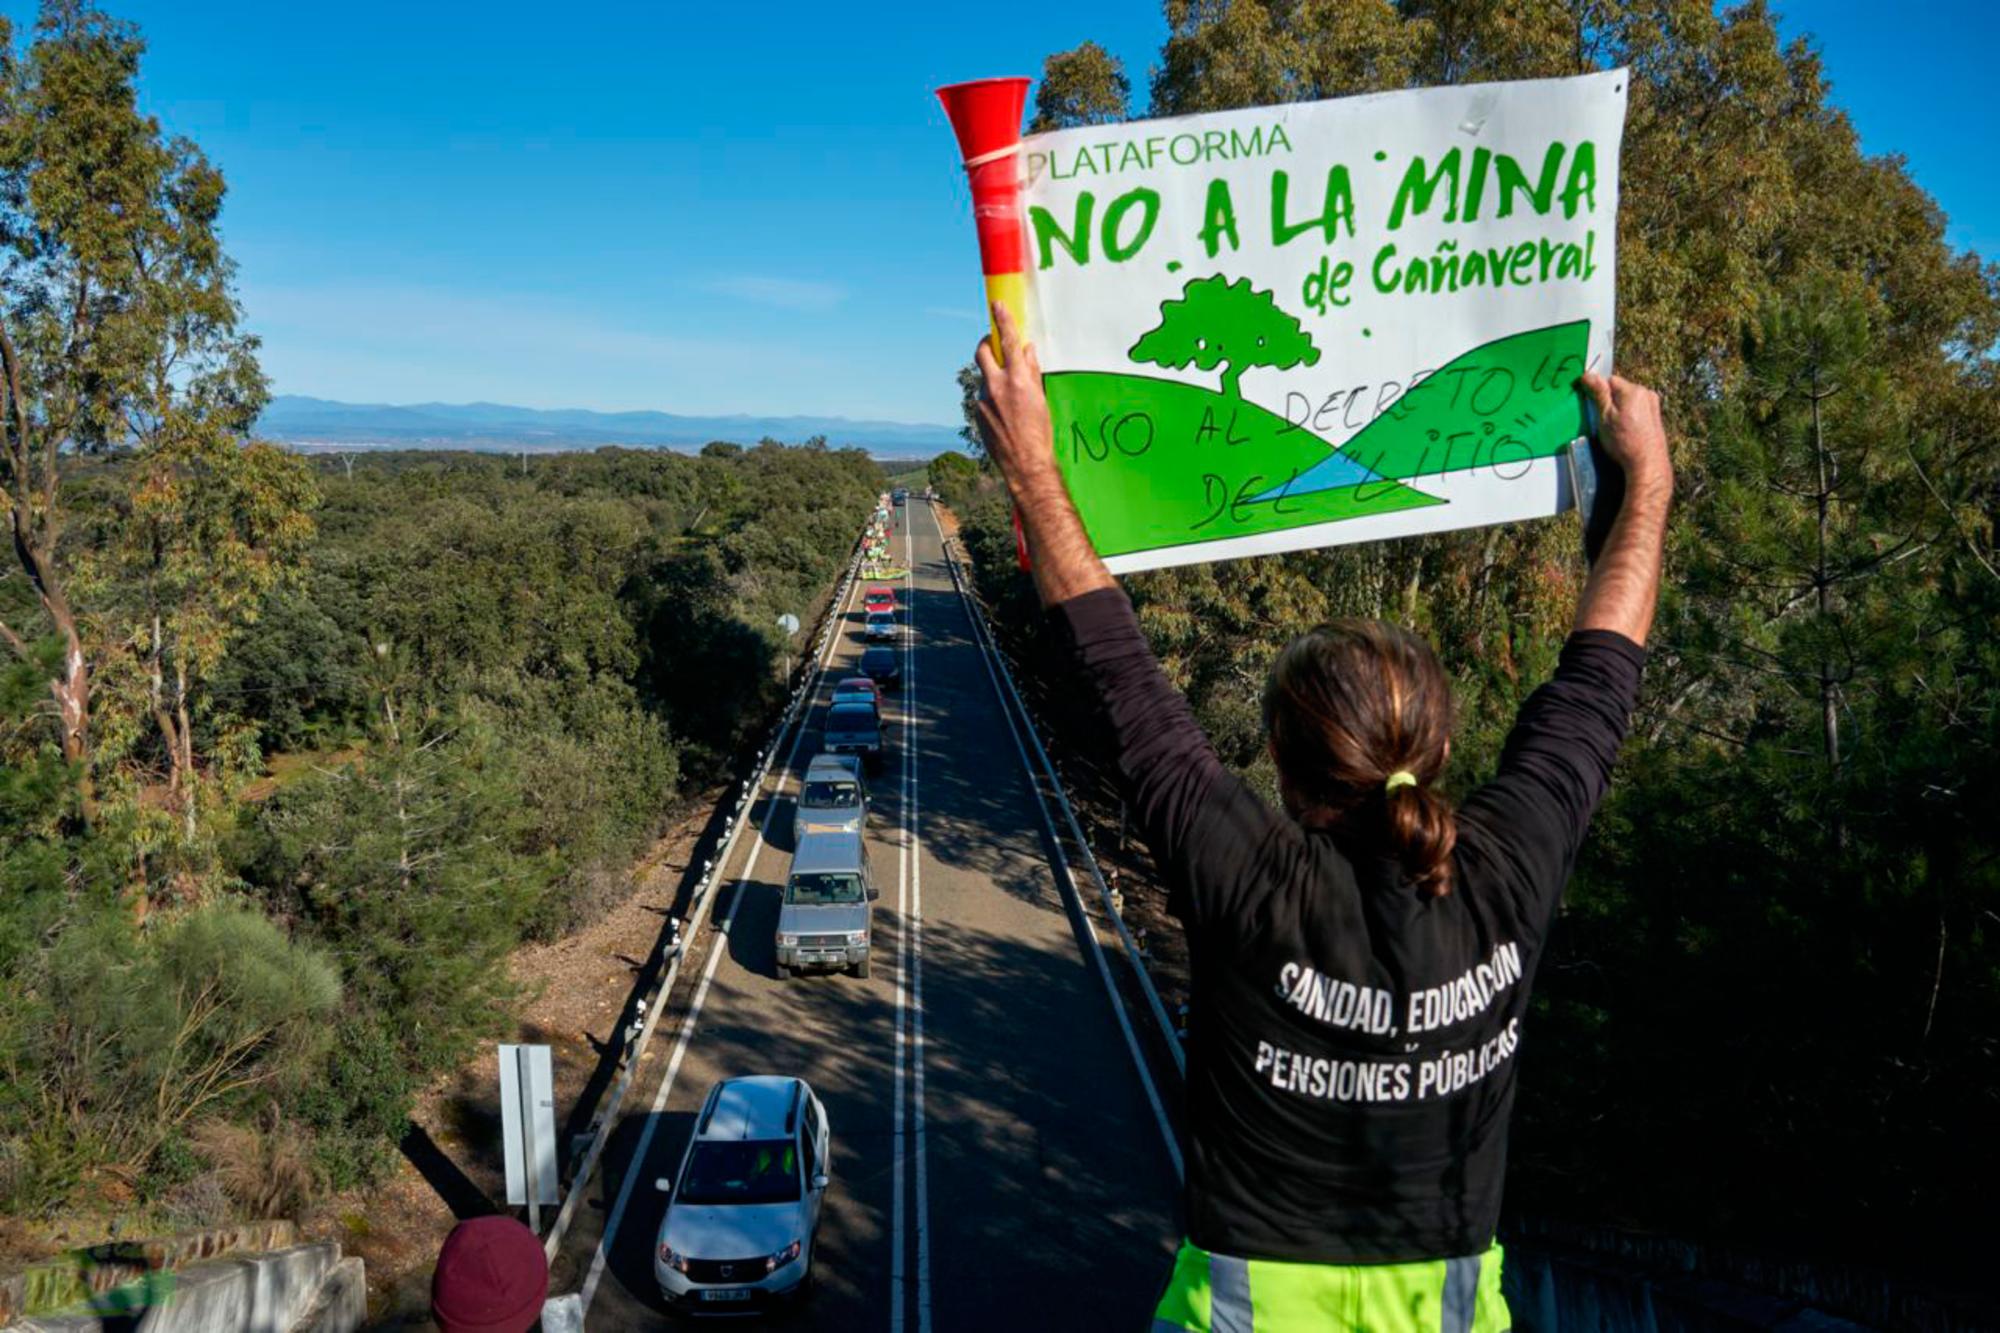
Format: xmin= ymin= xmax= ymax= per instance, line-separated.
xmin=1020 ymin=71 xmax=1628 ymax=573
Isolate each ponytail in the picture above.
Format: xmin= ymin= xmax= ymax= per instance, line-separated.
xmin=1263 ymin=620 xmax=1458 ymax=898
xmin=1384 ymin=781 xmax=1457 ymax=898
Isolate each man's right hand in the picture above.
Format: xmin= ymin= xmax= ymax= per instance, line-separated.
xmin=972 ymin=301 xmax=1116 ymax=608
xmin=1571 ymin=372 xmax=1673 ymax=647
xmin=973 ymin=301 xmax=1056 ymax=494
xmin=1577 ymin=372 xmax=1673 ymax=500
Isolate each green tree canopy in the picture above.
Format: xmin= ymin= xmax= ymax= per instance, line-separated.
xmin=1128 ymin=274 xmax=1322 ymax=398
xmin=1031 ymin=40 xmax=1132 ymax=131
xmin=928 ymin=450 xmax=981 ymax=508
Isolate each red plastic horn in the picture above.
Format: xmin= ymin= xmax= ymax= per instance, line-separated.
xmin=935 ymin=77 xmax=1032 ymax=333
xmin=939 ymin=77 xmax=1037 ymax=572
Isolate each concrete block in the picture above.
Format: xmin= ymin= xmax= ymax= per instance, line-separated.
xmin=291 ymin=1255 xmax=366 ymax=1333
xmin=1 ymin=1222 xmax=296 ymax=1326
xmin=244 ymin=1243 xmax=340 ymax=1332
xmin=16 ymin=1243 xmax=339 ymax=1333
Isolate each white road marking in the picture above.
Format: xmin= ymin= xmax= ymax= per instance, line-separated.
xmin=929 ymin=502 xmax=1186 ymax=1183
xmin=577 ymin=558 xmax=861 ymax=1318
xmin=892 ymin=502 xmax=933 ymax=1333
xmin=910 ymin=515 xmax=932 ymax=1333
xmin=891 ymin=544 xmax=911 ymax=1333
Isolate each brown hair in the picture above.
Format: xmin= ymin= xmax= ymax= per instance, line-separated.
xmin=1261 ymin=620 xmax=1458 ymax=897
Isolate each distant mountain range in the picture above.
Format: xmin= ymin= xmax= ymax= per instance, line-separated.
xmin=256 ymin=395 xmax=963 ymax=456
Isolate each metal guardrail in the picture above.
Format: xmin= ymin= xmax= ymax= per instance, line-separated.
xmin=542 ymin=536 xmax=868 ymax=1260
xmin=938 ymin=535 xmax=1186 ymax=1080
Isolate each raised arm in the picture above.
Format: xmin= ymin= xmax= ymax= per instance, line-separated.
xmin=972 ymin=303 xmax=1286 ymax=930
xmin=1455 ymin=373 xmax=1672 ymax=938
xmin=1572 ymin=372 xmax=1673 ymax=645
xmin=972 ymin=302 xmax=1115 ymax=608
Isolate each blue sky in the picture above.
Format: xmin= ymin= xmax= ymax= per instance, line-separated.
xmin=42 ymin=1 xmax=1999 ymax=426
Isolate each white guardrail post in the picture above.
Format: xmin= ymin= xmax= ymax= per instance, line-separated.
xmin=543 ymin=534 xmax=867 ymax=1259
xmin=940 ymin=536 xmax=1185 ymax=1079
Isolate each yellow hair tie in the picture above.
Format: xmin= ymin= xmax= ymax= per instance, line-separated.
xmin=1384 ymin=771 xmax=1418 ymax=793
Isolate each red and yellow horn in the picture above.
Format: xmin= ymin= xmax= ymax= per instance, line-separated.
xmin=936 ymin=77 xmax=1032 ymax=363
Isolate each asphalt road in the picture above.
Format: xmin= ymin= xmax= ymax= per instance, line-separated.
xmin=550 ymin=499 xmax=1180 ymax=1330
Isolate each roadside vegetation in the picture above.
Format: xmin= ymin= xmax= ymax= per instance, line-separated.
xmin=952 ymin=1 xmax=2000 ymax=1292
xmin=0 ymin=7 xmax=877 ymax=1239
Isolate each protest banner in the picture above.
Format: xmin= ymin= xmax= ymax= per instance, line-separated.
xmin=978 ymin=71 xmax=1628 ymax=573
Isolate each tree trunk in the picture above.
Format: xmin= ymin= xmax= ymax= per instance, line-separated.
xmin=174 ymin=659 xmax=196 ymax=842
xmin=1810 ymin=377 xmax=1846 ymax=853
xmin=1221 ymin=362 xmax=1245 ymax=400
xmin=42 ymin=582 xmax=95 ymax=826
xmin=1812 ymin=383 xmax=1840 ymax=775
xmin=150 ymin=612 xmax=190 ymax=824
xmin=4 ymin=319 xmax=94 ymax=827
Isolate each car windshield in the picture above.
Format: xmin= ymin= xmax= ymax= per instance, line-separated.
xmin=786 ymin=872 xmax=865 ymax=905
xmin=868 ymin=613 xmax=892 ymax=624
xmin=677 ymin=1138 xmax=801 ymax=1206
xmin=827 ymin=706 xmax=876 ymax=733
xmin=801 ymin=779 xmax=858 ymax=808
xmin=862 ymin=650 xmax=895 ymax=670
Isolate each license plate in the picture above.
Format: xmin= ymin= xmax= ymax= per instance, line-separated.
xmin=701 ymin=1288 xmax=752 ymax=1302
xmin=802 ymin=951 xmax=842 ymax=963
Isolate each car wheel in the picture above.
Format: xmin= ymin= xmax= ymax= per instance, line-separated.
xmin=852 ymin=958 xmax=871 ymax=980
xmin=777 ymin=964 xmax=792 ymax=979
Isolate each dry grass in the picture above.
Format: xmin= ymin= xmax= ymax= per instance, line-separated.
xmin=189 ymin=1109 xmax=316 ymax=1220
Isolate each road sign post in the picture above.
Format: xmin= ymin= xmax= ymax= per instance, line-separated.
xmin=777 ymin=612 xmax=801 ymax=679
xmin=499 ymin=1043 xmax=559 ymax=1234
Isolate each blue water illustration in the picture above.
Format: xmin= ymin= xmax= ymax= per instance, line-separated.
xmin=1252 ymin=447 xmax=1383 ymax=503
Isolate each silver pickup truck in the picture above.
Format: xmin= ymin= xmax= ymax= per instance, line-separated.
xmin=775 ymin=828 xmax=876 ymax=980
xmin=794 ymin=753 xmax=866 ymax=838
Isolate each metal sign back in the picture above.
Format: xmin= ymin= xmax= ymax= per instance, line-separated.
xmin=498 ymin=1043 xmax=559 ymax=1216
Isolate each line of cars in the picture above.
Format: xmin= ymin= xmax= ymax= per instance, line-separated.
xmin=651 ymin=566 xmax=910 ymax=1314
xmin=786 ymin=581 xmax=899 ymax=979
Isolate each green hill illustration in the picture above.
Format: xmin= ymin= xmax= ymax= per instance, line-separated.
xmin=1263 ymin=320 xmax=1591 ymax=499
xmin=1044 ymin=271 xmax=1592 ymax=560
xmin=1045 ymin=369 xmax=1442 ymax=559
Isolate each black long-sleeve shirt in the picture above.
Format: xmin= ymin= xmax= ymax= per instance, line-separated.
xmin=1054 ymin=586 xmax=1646 ymax=1264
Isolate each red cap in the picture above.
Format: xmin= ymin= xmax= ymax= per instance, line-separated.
xmin=431 ymin=1216 xmax=549 ymax=1333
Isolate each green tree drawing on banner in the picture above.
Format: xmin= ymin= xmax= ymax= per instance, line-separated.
xmin=1128 ymin=275 xmax=1321 ymax=399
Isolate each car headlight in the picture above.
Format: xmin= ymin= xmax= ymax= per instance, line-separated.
xmin=777 ymin=933 xmax=799 ymax=947
xmin=846 ymin=930 xmax=867 ymax=945
xmin=765 ymin=1239 xmax=802 ymax=1273
xmin=659 ymin=1241 xmax=689 ymax=1273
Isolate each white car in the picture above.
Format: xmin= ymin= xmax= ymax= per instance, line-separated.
xmin=655 ymin=1076 xmax=831 ymax=1312
xmin=865 ymin=611 xmax=898 ymax=641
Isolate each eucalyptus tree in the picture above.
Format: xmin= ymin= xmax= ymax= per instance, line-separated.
xmin=0 ymin=4 xmax=311 ymax=840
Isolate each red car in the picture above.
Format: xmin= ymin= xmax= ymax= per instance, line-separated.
xmin=863 ymin=586 xmax=897 ymax=615
xmin=831 ymin=676 xmax=882 ymax=710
